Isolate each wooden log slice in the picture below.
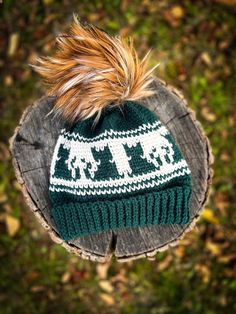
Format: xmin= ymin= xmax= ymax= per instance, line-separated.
xmin=9 ymin=78 xmax=214 ymax=262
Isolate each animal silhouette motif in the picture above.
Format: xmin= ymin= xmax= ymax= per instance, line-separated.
xmin=61 ymin=130 xmax=175 ymax=180
xmin=139 ymin=132 xmax=174 ymax=169
xmin=63 ymin=141 xmax=100 ymax=179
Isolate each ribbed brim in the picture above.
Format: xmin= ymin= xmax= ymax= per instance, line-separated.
xmin=51 ymin=185 xmax=192 ymax=241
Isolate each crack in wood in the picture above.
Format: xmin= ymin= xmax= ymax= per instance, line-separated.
xmin=22 ymin=165 xmax=50 ymax=174
xmin=178 ymin=112 xmax=191 ymax=120
xmin=109 ymin=231 xmax=117 ymax=253
xmin=15 ymin=134 xmax=43 ymax=150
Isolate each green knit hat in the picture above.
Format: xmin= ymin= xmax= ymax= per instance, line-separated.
xmin=49 ymin=101 xmax=192 ymax=241
xmin=32 ymin=18 xmax=192 ymax=241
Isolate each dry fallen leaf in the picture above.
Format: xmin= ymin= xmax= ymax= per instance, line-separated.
xmin=43 ymin=0 xmax=54 ymax=5
xmin=61 ymin=271 xmax=71 ymax=283
xmin=201 ymin=208 xmax=220 ymax=225
xmin=99 ymin=293 xmax=115 ymax=305
xmin=206 ymin=241 xmax=222 ymax=256
xmin=7 ymin=33 xmax=19 ymax=57
xmin=201 ymin=52 xmax=212 ymax=67
xmin=201 ymin=107 xmax=217 ymax=122
xmin=157 ymin=255 xmax=173 ymax=271
xmin=4 ymin=75 xmax=13 ymax=87
xmin=174 ymin=246 xmax=185 ymax=258
xmin=220 ymin=152 xmax=231 ymax=162
xmin=171 ymin=5 xmax=184 ymax=19
xmin=164 ymin=5 xmax=184 ymax=27
xmin=195 ymin=264 xmax=210 ymax=284
xmin=31 ymin=286 xmax=46 ymax=293
xmin=99 ymin=280 xmax=114 ymax=293
xmin=96 ymin=262 xmax=110 ymax=280
xmin=218 ymin=253 xmax=236 ymax=264
xmin=5 ymin=214 xmax=20 ymax=237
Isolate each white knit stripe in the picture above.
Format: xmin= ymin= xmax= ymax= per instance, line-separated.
xmin=50 ymin=124 xmax=172 ymax=180
xmin=50 ymin=160 xmax=189 ymax=189
xmin=61 ymin=120 xmax=162 ymax=142
xmin=49 ymin=167 xmax=190 ymax=196
xmin=60 ymin=125 xmax=169 ymax=149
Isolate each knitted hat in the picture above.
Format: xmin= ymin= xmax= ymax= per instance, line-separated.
xmin=32 ymin=16 xmax=192 ymax=241
xmin=49 ymin=101 xmax=192 ymax=240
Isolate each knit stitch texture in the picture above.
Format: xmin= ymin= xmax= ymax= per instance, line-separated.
xmin=49 ymin=101 xmax=192 ymax=241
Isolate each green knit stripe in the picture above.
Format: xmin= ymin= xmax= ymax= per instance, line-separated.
xmin=66 ymin=100 xmax=159 ymax=138
xmin=51 ymin=185 xmax=192 ymax=241
xmin=49 ymin=165 xmax=190 ymax=197
xmin=62 ymin=120 xmax=162 ymax=142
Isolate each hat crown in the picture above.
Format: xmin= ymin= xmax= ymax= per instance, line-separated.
xmin=68 ymin=101 xmax=157 ymax=139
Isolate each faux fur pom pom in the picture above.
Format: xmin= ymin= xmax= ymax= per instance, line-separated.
xmin=31 ymin=15 xmax=159 ymax=124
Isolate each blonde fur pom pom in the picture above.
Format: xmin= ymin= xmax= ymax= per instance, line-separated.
xmin=31 ymin=15 xmax=159 ymax=124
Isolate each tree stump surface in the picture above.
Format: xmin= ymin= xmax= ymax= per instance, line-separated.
xmin=9 ymin=78 xmax=214 ymax=263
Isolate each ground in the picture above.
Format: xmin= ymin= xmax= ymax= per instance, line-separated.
xmin=0 ymin=1 xmax=236 ymax=313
